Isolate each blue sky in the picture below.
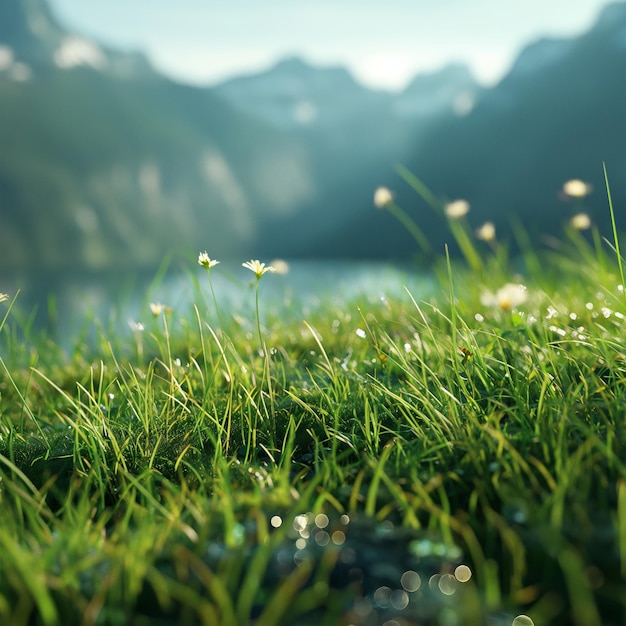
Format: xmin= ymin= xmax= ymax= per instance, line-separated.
xmin=49 ymin=0 xmax=611 ymax=89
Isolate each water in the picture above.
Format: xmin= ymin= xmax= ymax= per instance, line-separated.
xmin=4 ymin=260 xmax=436 ymax=347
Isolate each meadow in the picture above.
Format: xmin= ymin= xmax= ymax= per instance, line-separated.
xmin=1 ymin=173 xmax=625 ymax=625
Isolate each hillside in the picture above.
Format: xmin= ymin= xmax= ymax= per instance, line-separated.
xmin=0 ymin=0 xmax=315 ymax=272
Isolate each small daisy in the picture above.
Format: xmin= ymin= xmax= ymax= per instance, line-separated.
xmin=571 ymin=212 xmax=591 ymax=230
xmin=475 ymin=221 xmax=496 ymax=242
xmin=373 ymin=186 xmax=394 ymax=209
xmin=444 ymin=199 xmax=470 ymax=219
xmin=562 ymin=179 xmax=592 ymax=198
xmin=128 ymin=320 xmax=145 ymax=332
xmin=198 ymin=252 xmax=219 ymax=269
xmin=242 ymin=259 xmax=277 ymax=279
xmin=481 ymin=283 xmax=527 ymax=311
xmin=269 ymin=259 xmax=290 ymax=275
xmin=149 ymin=302 xmax=171 ymax=317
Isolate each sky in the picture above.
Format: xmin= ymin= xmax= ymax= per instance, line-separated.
xmin=49 ymin=0 xmax=611 ymax=90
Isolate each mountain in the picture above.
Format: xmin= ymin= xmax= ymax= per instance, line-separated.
xmin=214 ymin=56 xmax=481 ymax=130
xmin=322 ymin=1 xmax=626 ymax=259
xmin=1 ymin=0 xmax=478 ymax=277
xmin=394 ymin=63 xmax=482 ymax=118
xmin=0 ymin=0 xmax=66 ymax=67
xmin=0 ymin=0 xmax=153 ymax=79
xmin=0 ymin=0 xmax=318 ymax=273
xmin=214 ymin=57 xmax=482 ymax=258
xmin=3 ymin=0 xmax=623 ymax=276
xmin=214 ymin=56 xmax=385 ymax=130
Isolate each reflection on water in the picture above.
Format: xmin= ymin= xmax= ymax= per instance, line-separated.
xmin=5 ymin=260 xmax=436 ymax=347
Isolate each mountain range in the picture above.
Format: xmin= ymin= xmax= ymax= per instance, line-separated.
xmin=307 ymin=2 xmax=626 ymax=259
xmin=1 ymin=0 xmax=624 ymax=275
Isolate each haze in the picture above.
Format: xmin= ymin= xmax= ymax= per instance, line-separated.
xmin=49 ymin=0 xmax=607 ymax=89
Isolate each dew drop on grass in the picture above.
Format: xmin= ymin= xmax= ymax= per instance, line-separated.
xmin=314 ymin=513 xmax=329 ymax=528
xmin=331 ymin=530 xmax=346 ymax=545
xmin=428 ymin=574 xmax=441 ymax=591
xmin=400 ymin=570 xmax=421 ymax=592
xmin=512 ymin=616 xmax=534 ymax=626
xmin=373 ymin=585 xmax=391 ymax=608
xmin=454 ymin=564 xmax=472 ymax=582
xmin=389 ymin=589 xmax=409 ymax=610
xmin=439 ymin=573 xmax=457 ymax=595
xmin=314 ymin=530 xmax=330 ymax=546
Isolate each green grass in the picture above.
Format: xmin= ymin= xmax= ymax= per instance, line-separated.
xmin=2 ymin=181 xmax=626 ymax=625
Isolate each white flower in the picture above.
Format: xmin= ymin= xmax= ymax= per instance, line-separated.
xmin=149 ymin=302 xmax=170 ymax=316
xmin=269 ymin=259 xmax=290 ymax=275
xmin=128 ymin=320 xmax=145 ymax=332
xmin=0 ymin=293 xmax=8 ymax=303
xmin=373 ymin=186 xmax=394 ymax=209
xmin=242 ymin=259 xmax=276 ymax=278
xmin=475 ymin=221 xmax=496 ymax=242
xmin=198 ymin=252 xmax=219 ymax=269
xmin=444 ymin=199 xmax=470 ymax=219
xmin=481 ymin=283 xmax=527 ymax=311
xmin=562 ymin=179 xmax=592 ymax=198
xmin=571 ymin=212 xmax=591 ymax=230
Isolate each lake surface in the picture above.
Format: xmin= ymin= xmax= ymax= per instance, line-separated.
xmin=5 ymin=260 xmax=436 ymax=347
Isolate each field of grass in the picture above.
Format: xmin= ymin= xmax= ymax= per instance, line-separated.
xmin=2 ymin=176 xmax=626 ymax=625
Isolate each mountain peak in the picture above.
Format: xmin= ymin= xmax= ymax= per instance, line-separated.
xmin=0 ymin=0 xmax=66 ymax=60
xmin=595 ymin=1 xmax=626 ymax=27
xmin=272 ymin=56 xmax=312 ymax=72
xmin=218 ymin=54 xmax=361 ymax=92
xmin=591 ymin=1 xmax=626 ymax=49
xmin=213 ymin=55 xmax=371 ymax=128
xmin=402 ymin=63 xmax=477 ymax=94
xmin=270 ymin=55 xmax=356 ymax=80
xmin=507 ymin=37 xmax=571 ymax=78
xmin=504 ymin=1 xmax=626 ymax=82
xmin=395 ymin=63 xmax=481 ymax=118
xmin=0 ymin=0 xmax=154 ymax=80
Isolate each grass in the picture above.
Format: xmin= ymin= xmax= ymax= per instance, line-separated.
xmin=1 ymin=176 xmax=626 ymax=625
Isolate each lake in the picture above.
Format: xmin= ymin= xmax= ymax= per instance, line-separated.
xmin=4 ymin=260 xmax=437 ymax=348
